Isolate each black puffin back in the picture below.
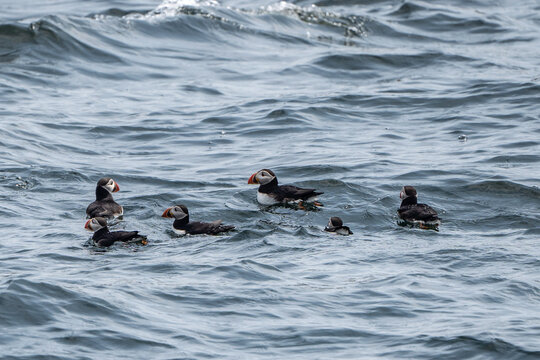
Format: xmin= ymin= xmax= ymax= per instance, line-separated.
xmin=398 ymin=195 xmax=439 ymax=223
xmin=186 ymin=221 xmax=235 ymax=235
xmin=92 ymin=226 xmax=141 ymax=247
xmin=278 ymin=184 xmax=323 ymax=201
xmin=398 ymin=204 xmax=439 ymax=222
xmin=172 ymin=214 xmax=234 ymax=235
xmin=259 ymin=177 xmax=323 ymax=202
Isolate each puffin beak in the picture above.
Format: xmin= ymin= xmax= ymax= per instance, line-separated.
xmin=161 ymin=208 xmax=172 ymax=218
xmin=113 ymin=181 xmax=120 ymax=192
xmin=84 ymin=219 xmax=92 ymax=230
xmin=248 ymin=173 xmax=258 ymax=184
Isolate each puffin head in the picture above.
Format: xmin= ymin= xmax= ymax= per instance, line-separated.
xmin=400 ymin=186 xmax=417 ymax=200
xmin=97 ymin=177 xmax=120 ymax=193
xmin=327 ymin=216 xmax=343 ymax=228
xmin=161 ymin=204 xmax=189 ymax=220
xmin=248 ymin=169 xmax=276 ymax=185
xmin=84 ymin=217 xmax=108 ymax=232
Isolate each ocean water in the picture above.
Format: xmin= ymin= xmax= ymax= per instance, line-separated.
xmin=1 ymin=0 xmax=540 ymax=358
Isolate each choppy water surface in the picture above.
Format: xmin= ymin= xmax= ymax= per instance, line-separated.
xmin=1 ymin=0 xmax=540 ymax=358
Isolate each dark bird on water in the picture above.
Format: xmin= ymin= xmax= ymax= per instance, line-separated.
xmin=248 ymin=169 xmax=323 ymax=207
xmin=398 ymin=186 xmax=440 ymax=228
xmin=84 ymin=217 xmax=147 ymax=247
xmin=324 ymin=216 xmax=353 ymax=235
xmin=162 ymin=204 xmax=235 ymax=235
xmin=86 ymin=177 xmax=123 ymax=219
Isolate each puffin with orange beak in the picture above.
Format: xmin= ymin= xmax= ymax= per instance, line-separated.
xmin=248 ymin=169 xmax=323 ymax=206
xmin=161 ymin=204 xmax=235 ymax=235
xmin=86 ymin=177 xmax=123 ymax=219
xmin=84 ymin=217 xmax=147 ymax=247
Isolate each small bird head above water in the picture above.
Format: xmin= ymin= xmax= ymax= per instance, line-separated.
xmin=327 ymin=216 xmax=343 ymax=228
xmin=400 ymin=185 xmax=417 ymax=200
xmin=98 ymin=177 xmax=120 ymax=193
xmin=161 ymin=204 xmax=189 ymax=219
xmin=248 ymin=169 xmax=276 ymax=185
xmin=84 ymin=217 xmax=108 ymax=232
xmin=324 ymin=216 xmax=352 ymax=235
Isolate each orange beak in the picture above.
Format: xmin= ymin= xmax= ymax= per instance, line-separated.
xmin=113 ymin=182 xmax=120 ymax=192
xmin=84 ymin=219 xmax=91 ymax=230
xmin=248 ymin=173 xmax=258 ymax=184
xmin=162 ymin=207 xmax=172 ymax=218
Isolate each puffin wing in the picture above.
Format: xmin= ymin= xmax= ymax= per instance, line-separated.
xmin=96 ymin=231 xmax=139 ymax=247
xmin=93 ymin=232 xmax=115 ymax=247
xmin=186 ymin=222 xmax=214 ymax=235
xmin=420 ymin=204 xmax=439 ymax=220
xmin=216 ymin=224 xmax=235 ymax=234
xmin=86 ymin=202 xmax=107 ymax=218
xmin=187 ymin=221 xmax=234 ymax=235
xmin=398 ymin=204 xmax=438 ymax=222
xmin=112 ymin=230 xmax=140 ymax=242
xmin=86 ymin=200 xmax=121 ymax=218
xmin=278 ymin=185 xmax=323 ymax=201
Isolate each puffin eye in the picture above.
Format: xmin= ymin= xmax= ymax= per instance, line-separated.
xmin=108 ymin=180 xmax=113 ymax=185
xmin=261 ymin=172 xmax=268 ymax=177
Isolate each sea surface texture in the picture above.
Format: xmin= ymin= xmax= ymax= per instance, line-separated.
xmin=1 ymin=0 xmax=540 ymax=358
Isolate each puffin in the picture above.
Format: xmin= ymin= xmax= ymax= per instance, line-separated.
xmin=398 ymin=186 xmax=440 ymax=228
xmin=247 ymin=169 xmax=323 ymax=206
xmin=161 ymin=204 xmax=235 ymax=235
xmin=84 ymin=217 xmax=147 ymax=247
xmin=324 ymin=216 xmax=353 ymax=235
xmin=86 ymin=177 xmax=123 ymax=218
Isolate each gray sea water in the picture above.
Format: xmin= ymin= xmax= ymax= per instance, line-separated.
xmin=1 ymin=0 xmax=540 ymax=358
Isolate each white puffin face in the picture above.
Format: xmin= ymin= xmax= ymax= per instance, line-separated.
xmin=256 ymin=170 xmax=275 ymax=185
xmin=103 ymin=179 xmax=117 ymax=193
xmin=400 ymin=187 xmax=406 ymax=199
xmin=170 ymin=206 xmax=188 ymax=219
xmin=85 ymin=218 xmax=105 ymax=232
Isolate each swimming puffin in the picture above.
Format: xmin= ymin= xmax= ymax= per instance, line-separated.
xmin=324 ymin=217 xmax=353 ymax=235
xmin=86 ymin=177 xmax=123 ymax=218
xmin=84 ymin=217 xmax=147 ymax=247
xmin=398 ymin=186 xmax=440 ymax=228
xmin=161 ymin=204 xmax=235 ymax=235
xmin=247 ymin=169 xmax=323 ymax=206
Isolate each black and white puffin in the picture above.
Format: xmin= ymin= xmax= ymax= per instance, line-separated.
xmin=84 ymin=217 xmax=147 ymax=247
xmin=86 ymin=177 xmax=123 ymax=218
xmin=247 ymin=169 xmax=323 ymax=206
xmin=324 ymin=217 xmax=353 ymax=235
xmin=161 ymin=204 xmax=235 ymax=235
xmin=398 ymin=186 xmax=440 ymax=228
